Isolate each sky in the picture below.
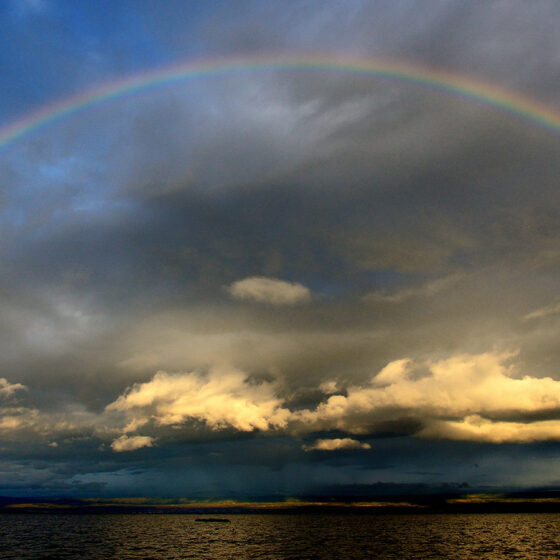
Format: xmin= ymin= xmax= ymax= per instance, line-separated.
xmin=2 ymin=0 xmax=560 ymax=499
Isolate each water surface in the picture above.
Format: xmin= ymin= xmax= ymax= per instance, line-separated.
xmin=2 ymin=512 xmax=560 ymax=559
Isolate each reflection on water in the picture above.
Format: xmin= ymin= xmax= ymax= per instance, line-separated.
xmin=2 ymin=513 xmax=560 ymax=559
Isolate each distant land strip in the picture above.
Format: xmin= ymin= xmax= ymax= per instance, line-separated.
xmin=4 ymin=492 xmax=560 ymax=514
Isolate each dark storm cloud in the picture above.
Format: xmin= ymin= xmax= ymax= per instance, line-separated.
xmin=3 ymin=0 xmax=560 ymax=495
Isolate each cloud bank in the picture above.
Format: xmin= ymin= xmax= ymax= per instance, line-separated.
xmin=2 ymin=351 xmax=559 ymax=448
xmin=98 ymin=351 xmax=560 ymax=448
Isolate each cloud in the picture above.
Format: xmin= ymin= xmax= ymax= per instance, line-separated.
xmin=319 ymin=380 xmax=339 ymax=395
xmin=108 ymin=351 xmax=560 ymax=446
xmin=303 ymin=438 xmax=371 ymax=451
xmin=524 ymin=298 xmax=560 ymax=321
xmin=107 ymin=367 xmax=291 ymax=433
xmin=0 ymin=408 xmax=38 ymax=430
xmin=293 ymin=351 xmax=560 ymax=441
xmin=110 ymin=435 xmax=155 ymax=452
xmin=0 ymin=378 xmax=26 ymax=399
xmin=0 ymin=399 xmax=108 ymax=444
xmin=363 ymin=274 xmax=462 ymax=303
xmin=420 ymin=415 xmax=560 ymax=443
xmin=227 ymin=277 xmax=311 ymax=305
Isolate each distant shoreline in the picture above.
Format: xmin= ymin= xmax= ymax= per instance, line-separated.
xmin=4 ymin=492 xmax=560 ymax=515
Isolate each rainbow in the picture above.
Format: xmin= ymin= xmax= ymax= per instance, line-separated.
xmin=2 ymin=53 xmax=560 ymax=150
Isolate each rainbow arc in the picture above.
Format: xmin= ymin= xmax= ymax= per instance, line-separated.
xmin=2 ymin=54 xmax=560 ymax=150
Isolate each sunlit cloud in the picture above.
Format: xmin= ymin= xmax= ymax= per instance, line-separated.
xmin=318 ymin=380 xmax=339 ymax=395
xmin=0 ymin=408 xmax=38 ymax=431
xmin=227 ymin=277 xmax=311 ymax=305
xmin=107 ymin=367 xmax=291 ymax=433
xmin=303 ymin=438 xmax=371 ymax=451
xmin=0 ymin=378 xmax=26 ymax=399
xmin=293 ymin=352 xmax=560 ymax=441
xmin=0 ymin=402 xmax=108 ymax=443
xmin=421 ymin=415 xmax=560 ymax=443
xmin=110 ymin=434 xmax=155 ymax=452
xmin=524 ymin=298 xmax=560 ymax=321
xmin=107 ymin=351 xmax=560 ymax=446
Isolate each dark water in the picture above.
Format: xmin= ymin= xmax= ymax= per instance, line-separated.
xmin=2 ymin=513 xmax=560 ymax=559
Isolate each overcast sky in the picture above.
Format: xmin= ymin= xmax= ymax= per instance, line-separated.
xmin=2 ymin=0 xmax=560 ymax=498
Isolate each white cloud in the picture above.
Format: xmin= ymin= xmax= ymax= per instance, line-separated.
xmin=107 ymin=367 xmax=291 ymax=433
xmin=227 ymin=277 xmax=311 ymax=305
xmin=8 ymin=351 xmax=560 ymax=447
xmin=110 ymin=434 xmax=155 ymax=452
xmin=293 ymin=351 xmax=560 ymax=441
xmin=108 ymin=351 xmax=560 ymax=445
xmin=303 ymin=438 xmax=371 ymax=451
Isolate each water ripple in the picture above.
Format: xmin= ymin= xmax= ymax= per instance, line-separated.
xmin=2 ymin=512 xmax=560 ymax=559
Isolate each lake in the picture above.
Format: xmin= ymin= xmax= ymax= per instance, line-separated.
xmin=2 ymin=512 xmax=560 ymax=559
